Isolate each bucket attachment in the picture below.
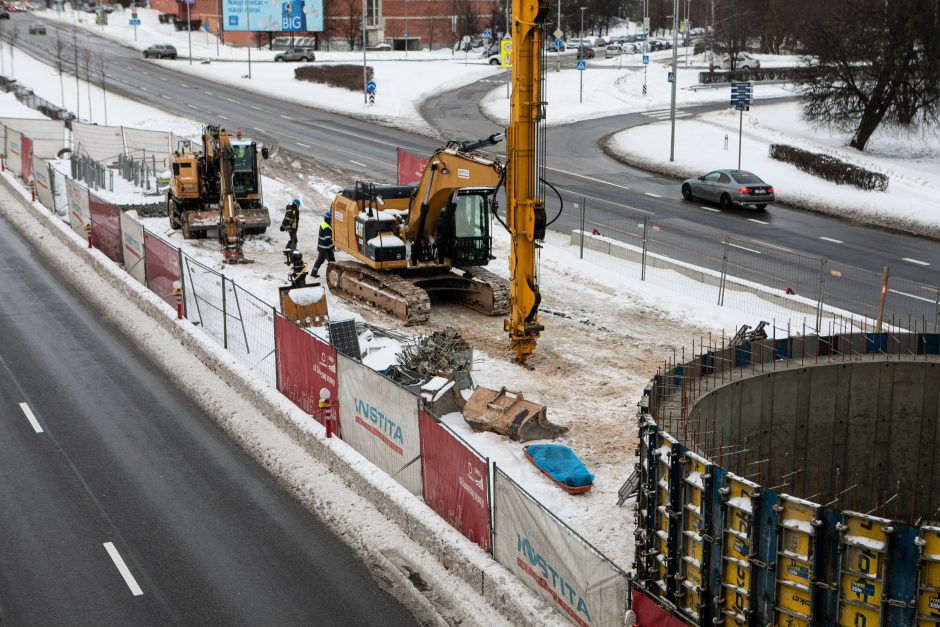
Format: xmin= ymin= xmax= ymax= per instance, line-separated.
xmin=279 ymin=283 xmax=329 ymax=327
xmin=462 ymin=386 xmax=567 ymax=442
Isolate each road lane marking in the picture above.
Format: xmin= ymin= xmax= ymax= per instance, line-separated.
xmin=903 ymin=257 xmax=930 ymax=266
xmin=140 ymin=87 xmax=151 ymax=93
xmin=180 ymin=83 xmax=189 ymax=88
xmin=203 ymin=90 xmax=214 ymax=95
xmin=888 ymin=288 xmax=937 ymax=304
xmin=280 ymin=115 xmax=295 ymax=120
xmin=141 ymin=71 xmax=149 ymax=75
xmin=296 ymin=142 xmax=311 ymax=148
xmin=103 ymin=543 xmax=143 ymax=596
xmin=19 ymin=403 xmax=43 ymax=434
xmin=644 ymin=192 xmax=662 ymax=198
xmin=349 ymin=160 xmax=368 ymax=167
xmin=729 ymin=242 xmax=761 ymax=254
xmin=558 ymin=188 xmax=654 ymax=215
xmin=747 ymin=218 xmax=769 ymax=225
xmin=751 ymin=239 xmax=793 ymax=253
xmin=218 ymin=115 xmax=229 ymax=120
xmin=255 ymin=128 xmax=269 ymax=133
xmin=700 ymin=206 xmax=720 ymax=212
xmin=221 ymin=96 xmax=239 ymax=103
xmin=248 ymin=105 xmax=263 ymax=111
xmin=160 ymin=77 xmax=167 ymax=82
xmin=819 ymin=236 xmax=843 ymax=244
xmin=544 ymin=166 xmax=632 ymax=192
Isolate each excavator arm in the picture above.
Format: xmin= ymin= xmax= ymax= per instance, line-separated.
xmin=210 ymin=127 xmax=246 ymax=262
xmin=505 ymin=0 xmax=548 ymax=363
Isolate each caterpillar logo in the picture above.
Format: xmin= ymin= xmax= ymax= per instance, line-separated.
xmin=791 ymin=593 xmax=810 ymax=607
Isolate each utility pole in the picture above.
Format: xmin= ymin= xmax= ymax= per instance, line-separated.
xmin=187 ymin=0 xmax=193 ymax=65
xmin=73 ymin=23 xmax=81 ymax=121
xmin=668 ymin=0 xmax=679 ymax=161
xmin=579 ymin=6 xmax=586 ymax=103
xmin=245 ymin=0 xmax=252 ymax=79
xmin=362 ymin=0 xmax=368 ymax=104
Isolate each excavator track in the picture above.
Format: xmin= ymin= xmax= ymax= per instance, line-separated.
xmin=326 ymin=261 xmax=432 ymax=325
xmin=460 ymin=267 xmax=510 ymax=316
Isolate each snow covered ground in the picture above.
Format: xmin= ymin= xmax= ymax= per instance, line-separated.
xmin=607 ymin=102 xmax=940 ymax=235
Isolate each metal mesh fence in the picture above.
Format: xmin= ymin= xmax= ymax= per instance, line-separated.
xmin=572 ymin=203 xmax=940 ymax=333
xmin=224 ymin=281 xmax=277 ymax=386
xmin=182 ymin=254 xmax=226 ymax=340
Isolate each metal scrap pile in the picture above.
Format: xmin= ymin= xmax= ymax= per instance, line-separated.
xmin=397 ymin=327 xmax=473 ymax=389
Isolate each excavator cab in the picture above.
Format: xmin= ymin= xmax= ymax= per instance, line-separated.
xmin=230 ymin=140 xmax=260 ymax=196
xmin=437 ymin=188 xmax=494 ymax=267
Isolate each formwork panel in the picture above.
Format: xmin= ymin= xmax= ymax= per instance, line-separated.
xmin=917 ymin=526 xmax=940 ymax=626
xmin=720 ymin=473 xmax=759 ymax=624
xmin=773 ymin=495 xmax=821 ymax=627
xmin=653 ymin=432 xmax=677 ymax=596
xmin=678 ymin=452 xmax=709 ymax=622
xmin=837 ymin=512 xmax=890 ymax=627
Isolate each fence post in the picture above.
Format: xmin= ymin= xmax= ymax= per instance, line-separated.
xmin=875 ymin=265 xmax=889 ymax=333
xmin=718 ymin=237 xmax=730 ymax=306
xmin=641 ymin=216 xmax=649 ymax=281
xmin=222 ymin=275 xmax=229 ymax=349
xmin=934 ymin=287 xmax=940 ymax=333
xmin=815 ymin=257 xmax=826 ymax=333
xmin=579 ymin=196 xmax=586 ymax=259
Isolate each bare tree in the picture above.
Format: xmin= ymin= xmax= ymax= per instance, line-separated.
xmin=454 ymin=0 xmax=478 ymax=43
xmin=54 ymin=30 xmax=67 ymax=109
xmin=343 ymin=0 xmax=361 ymax=50
xmin=427 ymin=14 xmax=438 ymax=49
xmin=799 ymin=0 xmax=940 ymax=151
xmin=94 ymin=52 xmax=108 ymax=125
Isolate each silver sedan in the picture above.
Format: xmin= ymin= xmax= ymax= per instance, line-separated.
xmin=681 ymin=169 xmax=775 ymax=210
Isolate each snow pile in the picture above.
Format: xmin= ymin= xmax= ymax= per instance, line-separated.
xmin=288 ymin=285 xmax=324 ymax=305
xmin=606 ymin=102 xmax=940 ymax=236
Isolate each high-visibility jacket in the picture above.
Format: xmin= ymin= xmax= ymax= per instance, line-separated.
xmin=317 ymin=221 xmax=333 ymax=252
xmin=282 ymin=205 xmax=300 ymax=231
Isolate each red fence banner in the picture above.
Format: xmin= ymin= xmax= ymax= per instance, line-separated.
xmin=20 ymin=135 xmax=32 ymax=184
xmin=631 ymin=588 xmax=687 ymax=627
xmin=274 ymin=313 xmax=338 ymax=424
xmin=143 ymin=230 xmax=181 ymax=309
xmin=419 ymin=411 xmax=491 ymax=553
xmin=396 ymin=148 xmax=428 ymax=185
xmin=88 ymin=193 xmax=122 ymax=263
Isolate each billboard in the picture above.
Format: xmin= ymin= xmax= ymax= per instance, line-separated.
xmin=223 ymin=0 xmax=323 ymax=32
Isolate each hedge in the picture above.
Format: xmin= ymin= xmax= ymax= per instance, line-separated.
xmin=295 ymin=65 xmax=375 ymax=92
xmin=769 ymin=144 xmax=889 ymax=192
xmin=698 ymin=66 xmax=821 ymax=84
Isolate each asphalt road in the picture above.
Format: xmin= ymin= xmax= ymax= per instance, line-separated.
xmin=6 ymin=13 xmax=940 ymax=321
xmin=0 ymin=211 xmax=416 ymax=624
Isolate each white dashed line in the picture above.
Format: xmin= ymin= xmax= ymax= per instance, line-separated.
xmin=221 ymin=96 xmax=238 ymax=103
xmin=160 ymin=77 xmax=167 ymax=81
xmin=296 ymin=142 xmax=311 ymax=148
xmin=751 ymin=239 xmax=793 ymax=253
xmin=141 ymin=71 xmax=149 ymax=75
xmin=280 ymin=115 xmax=295 ymax=121
xmin=700 ymin=206 xmax=720 ymax=212
xmin=255 ymin=128 xmax=269 ymax=133
xmin=218 ymin=115 xmax=229 ymax=120
xmin=544 ymin=167 xmax=631 ymax=192
xmin=819 ymin=236 xmax=844 ymax=244
xmin=140 ymin=87 xmax=151 ymax=93
xmin=203 ymin=90 xmax=214 ymax=95
xmin=349 ymin=160 xmax=368 ymax=167
xmin=729 ymin=243 xmax=762 ymax=255
xmin=248 ymin=105 xmax=263 ymax=111
xmin=903 ymin=257 xmax=931 ymax=266
xmin=644 ymin=192 xmax=662 ymax=198
xmin=888 ymin=288 xmax=937 ymax=304
xmin=180 ymin=83 xmax=189 ymax=88
xmin=103 ymin=543 xmax=143 ymax=597
xmin=19 ymin=403 xmax=43 ymax=434
xmin=747 ymin=218 xmax=769 ymax=225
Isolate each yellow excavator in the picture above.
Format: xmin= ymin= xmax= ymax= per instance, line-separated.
xmin=168 ymin=126 xmax=270 ymax=261
xmin=326 ymin=134 xmax=509 ymax=325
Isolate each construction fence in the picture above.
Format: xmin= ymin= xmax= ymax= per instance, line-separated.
xmin=571 ymin=206 xmax=940 ymax=334
xmin=3 ymin=154 xmax=633 ymax=627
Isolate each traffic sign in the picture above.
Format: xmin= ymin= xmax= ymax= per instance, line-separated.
xmin=129 ymin=18 xmax=141 ymax=25
xmin=366 ymin=80 xmax=377 ymax=92
xmin=483 ymin=29 xmax=492 ymax=38
xmin=555 ymin=38 xmax=562 ymax=49
xmin=642 ymin=54 xmax=649 ymax=65
xmin=403 ymin=31 xmax=409 ymax=38
xmin=667 ymin=71 xmax=674 ymax=82
xmin=553 ymin=28 xmax=563 ymax=39
xmin=202 ymin=23 xmax=209 ymax=31
xmin=576 ymin=60 xmax=586 ymax=71
xmin=500 ymin=38 xmax=512 ymax=69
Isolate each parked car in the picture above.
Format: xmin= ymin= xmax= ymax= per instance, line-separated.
xmin=712 ymin=53 xmax=761 ymax=70
xmin=594 ymin=37 xmax=608 ymax=47
xmin=546 ymin=41 xmax=565 ymax=52
xmin=28 ymin=23 xmax=46 ymax=34
xmin=483 ymin=42 xmax=501 ymax=64
xmin=681 ymin=169 xmax=775 ymax=210
xmin=566 ymin=37 xmax=584 ymax=50
xmin=621 ymin=43 xmax=639 ymax=54
xmin=576 ymin=45 xmax=595 ymax=60
xmin=604 ymin=43 xmax=621 ymax=58
xmin=371 ymin=42 xmax=392 ymax=51
xmin=0 ymin=10 xmax=9 ymax=19
xmin=650 ymin=38 xmax=672 ymax=51
xmin=143 ymin=44 xmax=178 ymax=59
xmin=274 ymin=47 xmax=315 ymax=62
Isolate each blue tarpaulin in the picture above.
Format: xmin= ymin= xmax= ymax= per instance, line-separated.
xmin=525 ymin=444 xmax=594 ymax=488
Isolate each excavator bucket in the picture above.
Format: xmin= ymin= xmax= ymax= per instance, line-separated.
xmin=279 ymin=284 xmax=329 ymax=327
xmin=461 ymin=386 xmax=567 ymax=442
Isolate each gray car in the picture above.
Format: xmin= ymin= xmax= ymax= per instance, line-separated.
xmin=681 ymin=169 xmax=775 ymax=210
xmin=143 ymin=44 xmax=178 ymax=59
xmin=274 ymin=47 xmax=315 ymax=62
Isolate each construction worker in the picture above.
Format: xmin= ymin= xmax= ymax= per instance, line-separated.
xmin=280 ymin=198 xmax=301 ymax=251
xmin=288 ymin=250 xmax=309 ymax=288
xmin=312 ymin=211 xmax=334 ymax=278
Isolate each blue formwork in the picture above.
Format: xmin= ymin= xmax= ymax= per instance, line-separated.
xmin=705 ymin=465 xmax=726 ymax=625
xmin=866 ymin=332 xmax=888 ymax=353
xmin=735 ymin=344 xmax=751 ymax=368
xmin=673 ymin=364 xmax=683 ymax=387
xmin=918 ymin=333 xmax=940 ymax=354
xmin=754 ymin=490 xmax=778 ymax=623
xmin=774 ymin=338 xmax=790 ymax=360
xmin=885 ymin=524 xmax=918 ymax=626
xmin=698 ymin=352 xmax=714 ymax=375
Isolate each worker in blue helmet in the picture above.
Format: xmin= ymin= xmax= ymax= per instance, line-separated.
xmin=280 ymin=198 xmax=301 ymax=252
xmin=312 ymin=210 xmax=334 ymax=278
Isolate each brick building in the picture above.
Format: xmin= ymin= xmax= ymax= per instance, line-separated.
xmin=146 ymin=0 xmax=502 ymax=49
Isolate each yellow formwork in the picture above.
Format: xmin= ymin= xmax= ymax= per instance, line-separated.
xmin=773 ymin=495 xmax=819 ymax=627
xmin=837 ymin=511 xmax=891 ymax=627
xmin=653 ymin=433 xmax=675 ymax=596
xmin=720 ymin=473 xmax=759 ymax=625
xmin=917 ymin=525 xmax=940 ymax=626
xmin=678 ymin=452 xmax=709 ymax=622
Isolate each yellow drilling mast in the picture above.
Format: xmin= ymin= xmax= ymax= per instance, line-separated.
xmin=504 ymin=0 xmax=548 ymax=363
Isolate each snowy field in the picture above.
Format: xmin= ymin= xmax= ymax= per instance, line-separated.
xmin=607 ymin=102 xmax=940 ymax=235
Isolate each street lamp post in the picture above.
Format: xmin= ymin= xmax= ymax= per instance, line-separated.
xmin=186 ymin=0 xmax=193 ymax=65
xmin=668 ymin=0 xmax=679 ymax=161
xmin=246 ymin=0 xmax=252 ymax=79
xmin=362 ymin=0 xmax=368 ymax=104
